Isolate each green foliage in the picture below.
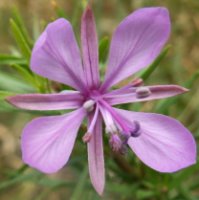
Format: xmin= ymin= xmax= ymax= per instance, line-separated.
xmin=11 ymin=64 xmax=38 ymax=88
xmin=99 ymin=36 xmax=110 ymax=64
xmin=0 ymin=54 xmax=27 ymax=65
xmin=11 ymin=8 xmax=33 ymax=48
xmin=140 ymin=45 xmax=171 ymax=81
xmin=0 ymin=91 xmax=16 ymax=99
xmin=10 ymin=18 xmax=31 ymax=60
xmin=0 ymin=71 xmax=34 ymax=92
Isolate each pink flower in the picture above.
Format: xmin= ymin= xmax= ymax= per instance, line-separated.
xmin=7 ymin=7 xmax=196 ymax=195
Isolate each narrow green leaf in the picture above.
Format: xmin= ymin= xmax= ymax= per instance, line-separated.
xmin=10 ymin=18 xmax=31 ymax=60
xmin=106 ymin=182 xmax=139 ymax=196
xmin=184 ymin=70 xmax=199 ymax=88
xmin=52 ymin=1 xmax=68 ymax=18
xmin=99 ymin=36 xmax=110 ymax=63
xmin=169 ymin=162 xmax=199 ymax=189
xmin=155 ymin=70 xmax=199 ymax=113
xmin=33 ymin=74 xmax=51 ymax=93
xmin=0 ymin=54 xmax=27 ymax=65
xmin=12 ymin=7 xmax=33 ymax=47
xmin=0 ymin=91 xmax=16 ymax=99
xmin=8 ymin=164 xmax=29 ymax=178
xmin=0 ymin=100 xmax=18 ymax=112
xmin=140 ymin=45 xmax=171 ymax=81
xmin=70 ymin=166 xmax=88 ymax=200
xmin=81 ymin=0 xmax=90 ymax=9
xmin=0 ymin=172 xmax=43 ymax=190
xmin=38 ymin=177 xmax=74 ymax=188
xmin=0 ymin=71 xmax=34 ymax=92
xmin=11 ymin=64 xmax=38 ymax=88
xmin=136 ymin=189 xmax=156 ymax=199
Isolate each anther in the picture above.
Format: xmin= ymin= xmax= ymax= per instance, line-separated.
xmin=131 ymin=78 xmax=143 ymax=87
xmin=82 ymin=132 xmax=92 ymax=143
xmin=105 ymin=123 xmax=118 ymax=135
xmin=83 ymin=100 xmax=95 ymax=112
xmin=109 ymin=134 xmax=123 ymax=152
xmin=130 ymin=121 xmax=141 ymax=137
xmin=136 ymin=87 xmax=151 ymax=98
xmin=120 ymin=133 xmax=130 ymax=143
xmin=119 ymin=145 xmax=128 ymax=155
xmin=109 ymin=134 xmax=128 ymax=155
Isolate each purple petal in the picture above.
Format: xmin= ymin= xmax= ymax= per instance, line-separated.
xmin=22 ymin=108 xmax=85 ymax=173
xmin=101 ymin=7 xmax=170 ymax=90
xmin=116 ymin=108 xmax=196 ymax=172
xmin=6 ymin=91 xmax=83 ymax=110
xmin=87 ymin=115 xmax=105 ymax=195
xmin=104 ymin=85 xmax=188 ymax=105
xmin=81 ymin=6 xmax=100 ymax=89
xmin=31 ymin=18 xmax=87 ymax=92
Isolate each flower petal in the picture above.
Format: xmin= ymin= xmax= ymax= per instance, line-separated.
xmin=81 ymin=6 xmax=100 ymax=89
xmin=22 ymin=108 xmax=85 ymax=173
xmin=101 ymin=7 xmax=170 ymax=90
xmin=6 ymin=91 xmax=83 ymax=110
xmin=104 ymin=85 xmax=188 ymax=106
xmin=116 ymin=109 xmax=196 ymax=172
xmin=31 ymin=18 xmax=87 ymax=92
xmin=87 ymin=115 xmax=105 ymax=195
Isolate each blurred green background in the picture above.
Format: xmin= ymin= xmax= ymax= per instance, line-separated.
xmin=0 ymin=0 xmax=199 ymax=199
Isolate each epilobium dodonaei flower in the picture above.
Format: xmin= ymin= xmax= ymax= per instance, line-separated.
xmin=7 ymin=7 xmax=196 ymax=195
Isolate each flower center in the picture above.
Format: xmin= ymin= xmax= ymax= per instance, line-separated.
xmin=82 ymin=89 xmax=104 ymax=112
xmin=82 ymin=89 xmax=142 ymax=151
xmin=89 ymin=89 xmax=103 ymax=101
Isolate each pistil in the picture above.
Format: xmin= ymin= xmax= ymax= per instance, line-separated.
xmin=130 ymin=121 xmax=141 ymax=137
xmin=82 ymin=105 xmax=99 ymax=143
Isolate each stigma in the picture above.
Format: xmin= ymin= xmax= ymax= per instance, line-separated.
xmin=130 ymin=121 xmax=141 ymax=137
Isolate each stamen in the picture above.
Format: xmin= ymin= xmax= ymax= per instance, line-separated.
xmin=119 ymin=145 xmax=128 ymax=155
xmin=82 ymin=106 xmax=99 ymax=143
xmin=136 ymin=87 xmax=151 ymax=98
xmin=120 ymin=133 xmax=130 ymax=143
xmin=109 ymin=134 xmax=123 ymax=152
xmin=131 ymin=78 xmax=143 ymax=87
xmin=100 ymin=100 xmax=141 ymax=141
xmin=100 ymin=106 xmax=118 ymax=134
xmin=83 ymin=99 xmax=95 ymax=112
xmin=105 ymin=127 xmax=109 ymax=134
xmin=82 ymin=132 xmax=92 ymax=143
xmin=130 ymin=121 xmax=141 ymax=137
xmin=109 ymin=134 xmax=128 ymax=155
xmin=99 ymin=101 xmax=130 ymax=134
xmin=106 ymin=124 xmax=118 ymax=134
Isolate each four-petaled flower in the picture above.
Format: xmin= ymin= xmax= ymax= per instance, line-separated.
xmin=7 ymin=6 xmax=196 ymax=195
